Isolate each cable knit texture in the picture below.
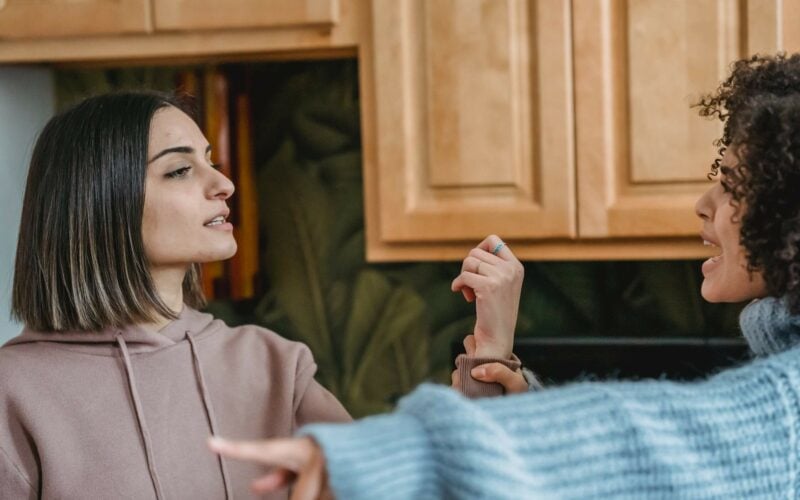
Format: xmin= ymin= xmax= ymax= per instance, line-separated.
xmin=740 ymin=296 xmax=800 ymax=356
xmin=303 ymin=298 xmax=800 ymax=499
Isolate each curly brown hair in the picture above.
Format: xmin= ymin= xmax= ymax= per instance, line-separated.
xmin=696 ymin=54 xmax=800 ymax=313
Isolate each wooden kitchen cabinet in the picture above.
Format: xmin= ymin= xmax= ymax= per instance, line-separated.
xmin=1 ymin=0 xmax=799 ymax=261
xmin=0 ymin=0 xmax=151 ymax=39
xmin=362 ymin=0 xmax=800 ymax=260
xmin=153 ymin=0 xmax=339 ymax=32
xmin=573 ymin=0 xmax=799 ymax=239
xmin=0 ymin=0 xmax=338 ymax=40
xmin=365 ymin=0 xmax=575 ymax=245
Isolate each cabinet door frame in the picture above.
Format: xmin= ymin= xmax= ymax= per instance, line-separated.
xmin=573 ymin=0 xmax=799 ymax=239
xmin=153 ymin=0 xmax=339 ymax=32
xmin=0 ymin=0 xmax=151 ymax=39
xmin=363 ymin=0 xmax=575 ymax=249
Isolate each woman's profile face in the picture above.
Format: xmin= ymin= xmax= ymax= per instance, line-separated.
xmin=142 ymin=106 xmax=237 ymax=270
xmin=694 ymin=148 xmax=766 ymax=303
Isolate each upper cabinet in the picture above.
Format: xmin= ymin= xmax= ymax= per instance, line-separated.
xmin=574 ymin=0 xmax=739 ymax=239
xmin=1 ymin=0 xmax=798 ymax=260
xmin=153 ymin=0 xmax=339 ymax=31
xmin=573 ymin=0 xmax=798 ymax=240
xmin=365 ymin=0 xmax=574 ymax=244
xmin=0 ymin=0 xmax=151 ymax=39
xmin=361 ymin=0 xmax=800 ymax=260
xmin=0 ymin=0 xmax=338 ymax=40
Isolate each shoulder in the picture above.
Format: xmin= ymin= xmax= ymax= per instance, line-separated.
xmin=202 ymin=320 xmax=315 ymax=368
xmin=755 ymin=344 xmax=800 ymax=385
xmin=0 ymin=341 xmax=44 ymax=387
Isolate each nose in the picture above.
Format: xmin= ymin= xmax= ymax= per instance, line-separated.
xmin=695 ymin=185 xmax=713 ymax=222
xmin=208 ymin=166 xmax=235 ymax=200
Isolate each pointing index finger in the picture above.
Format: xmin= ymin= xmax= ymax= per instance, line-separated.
xmin=209 ymin=437 xmax=313 ymax=471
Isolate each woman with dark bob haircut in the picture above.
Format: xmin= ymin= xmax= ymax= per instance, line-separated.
xmin=0 ymin=91 xmax=523 ymax=498
xmin=208 ymin=54 xmax=800 ymax=499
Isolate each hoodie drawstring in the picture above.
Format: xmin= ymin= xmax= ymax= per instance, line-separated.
xmin=116 ymin=335 xmax=165 ymax=500
xmin=187 ymin=331 xmax=233 ymax=500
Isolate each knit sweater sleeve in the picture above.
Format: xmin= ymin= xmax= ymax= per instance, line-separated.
xmin=301 ymin=349 xmax=800 ymax=499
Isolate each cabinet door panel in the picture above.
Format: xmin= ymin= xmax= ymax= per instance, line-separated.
xmin=153 ymin=0 xmax=338 ymax=31
xmin=0 ymin=0 xmax=150 ymax=39
xmin=575 ymin=0 xmax=793 ymax=239
xmin=367 ymin=0 xmax=574 ymax=243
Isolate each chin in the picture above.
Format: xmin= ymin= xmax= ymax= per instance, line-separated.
xmin=700 ymin=285 xmax=721 ymax=303
xmin=215 ymin=242 xmax=238 ymax=261
xmin=198 ymin=242 xmax=238 ymax=263
xmin=701 ymin=280 xmax=763 ymax=304
xmin=700 ymin=278 xmax=734 ymax=303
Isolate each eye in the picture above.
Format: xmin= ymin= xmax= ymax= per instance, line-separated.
xmin=166 ymin=166 xmax=192 ymax=179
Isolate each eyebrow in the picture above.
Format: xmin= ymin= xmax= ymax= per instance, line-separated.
xmin=148 ymin=144 xmax=212 ymax=164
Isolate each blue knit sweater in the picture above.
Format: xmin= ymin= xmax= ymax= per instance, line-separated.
xmin=303 ymin=298 xmax=800 ymax=499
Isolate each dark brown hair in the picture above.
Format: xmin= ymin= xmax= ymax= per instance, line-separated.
xmin=12 ymin=91 xmax=206 ymax=331
xmin=697 ymin=54 xmax=800 ymax=313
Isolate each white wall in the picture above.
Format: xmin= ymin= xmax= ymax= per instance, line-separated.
xmin=0 ymin=67 xmax=54 ymax=343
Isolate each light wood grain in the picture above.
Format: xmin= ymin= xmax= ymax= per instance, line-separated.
xmin=627 ymin=0 xmax=734 ymax=184
xmin=366 ymin=0 xmax=574 ymax=243
xmin=153 ymin=0 xmax=338 ymax=32
xmin=3 ymin=0 xmax=798 ymax=262
xmin=0 ymin=0 xmax=151 ymax=39
xmin=574 ymin=0 xmax=743 ymax=239
xmin=365 ymin=238 xmax=716 ymax=262
xmin=785 ymin=0 xmax=800 ymax=52
xmin=0 ymin=0 xmax=361 ymax=63
xmin=747 ymin=0 xmax=780 ymax=55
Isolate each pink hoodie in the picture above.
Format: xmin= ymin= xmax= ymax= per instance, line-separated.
xmin=0 ymin=306 xmax=350 ymax=499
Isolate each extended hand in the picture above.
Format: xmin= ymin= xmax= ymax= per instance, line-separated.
xmin=451 ymin=235 xmax=524 ymax=359
xmin=208 ymin=436 xmax=331 ymax=500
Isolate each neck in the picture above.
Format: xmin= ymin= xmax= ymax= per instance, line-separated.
xmin=143 ymin=265 xmax=187 ymax=331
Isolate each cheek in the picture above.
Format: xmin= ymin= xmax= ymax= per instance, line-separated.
xmin=141 ymin=199 xmax=169 ymax=260
xmin=712 ymin=248 xmax=767 ymax=302
xmin=727 ymin=252 xmax=767 ymax=298
xmin=141 ymin=194 xmax=191 ymax=261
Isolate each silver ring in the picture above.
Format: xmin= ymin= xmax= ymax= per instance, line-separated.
xmin=491 ymin=242 xmax=506 ymax=255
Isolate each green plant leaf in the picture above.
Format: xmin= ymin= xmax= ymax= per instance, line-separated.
xmin=258 ymin=144 xmax=337 ymax=386
xmin=342 ymin=270 xmax=427 ymax=401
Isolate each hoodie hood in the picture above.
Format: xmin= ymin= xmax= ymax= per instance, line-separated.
xmin=2 ymin=305 xmax=219 ymax=354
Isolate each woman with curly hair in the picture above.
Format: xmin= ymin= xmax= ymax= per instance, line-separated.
xmin=210 ymin=53 xmax=800 ymax=499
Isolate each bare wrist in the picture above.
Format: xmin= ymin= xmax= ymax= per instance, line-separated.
xmin=474 ymin=344 xmax=512 ymax=360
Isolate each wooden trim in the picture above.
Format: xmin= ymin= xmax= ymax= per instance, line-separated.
xmin=48 ymin=47 xmax=357 ymax=70
xmin=366 ymin=237 xmax=716 ymax=262
xmin=0 ymin=0 xmax=361 ymax=63
xmin=0 ymin=0 xmax=150 ymax=40
xmin=574 ymin=0 xmax=737 ymax=239
xmin=783 ymin=0 xmax=800 ymax=52
xmin=152 ymin=0 xmax=338 ymax=32
xmin=367 ymin=0 xmax=575 ymax=243
xmin=359 ymin=0 xmax=382 ymax=266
